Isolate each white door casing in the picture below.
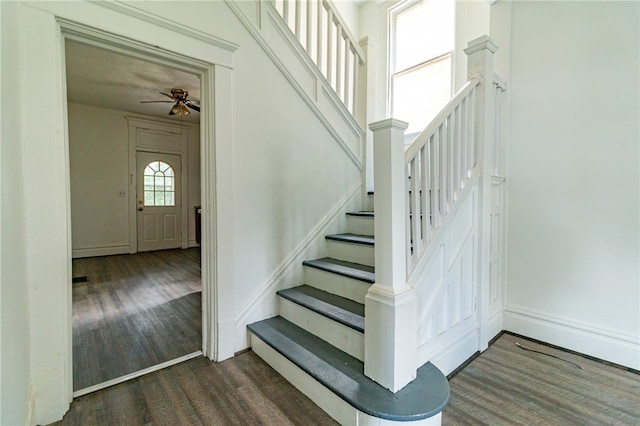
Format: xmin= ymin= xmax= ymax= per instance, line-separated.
xmin=136 ymin=152 xmax=182 ymax=252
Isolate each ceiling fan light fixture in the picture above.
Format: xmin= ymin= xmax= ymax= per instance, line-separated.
xmin=169 ymin=102 xmax=190 ymax=116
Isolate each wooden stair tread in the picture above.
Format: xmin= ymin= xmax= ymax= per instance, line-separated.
xmin=325 ymin=233 xmax=374 ymax=246
xmin=278 ymin=285 xmax=364 ymax=332
xmin=248 ymin=317 xmax=450 ymax=422
xmin=303 ymin=257 xmax=374 ymax=284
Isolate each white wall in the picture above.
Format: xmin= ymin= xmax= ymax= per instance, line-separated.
xmin=68 ymin=103 xmax=201 ymax=256
xmin=0 ymin=2 xmax=32 ymax=424
xmin=503 ymin=1 xmax=640 ymax=369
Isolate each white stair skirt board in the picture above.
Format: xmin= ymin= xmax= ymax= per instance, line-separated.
xmin=279 ymin=298 xmax=364 ymax=361
xmin=327 ymin=240 xmax=375 ymax=267
xmin=304 ymin=265 xmax=371 ymax=304
xmin=251 ymin=334 xmax=442 ymax=426
xmin=346 ymin=215 xmax=374 ymax=236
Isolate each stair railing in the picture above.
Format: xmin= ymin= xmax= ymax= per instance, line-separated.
xmin=273 ymin=0 xmax=365 ymax=117
xmin=404 ymin=77 xmax=480 ymax=273
xmin=366 ymin=36 xmax=500 ymax=392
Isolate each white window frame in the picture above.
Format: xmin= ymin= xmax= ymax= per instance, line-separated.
xmin=388 ymin=0 xmax=455 ymax=134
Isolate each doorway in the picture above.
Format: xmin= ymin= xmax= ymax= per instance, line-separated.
xmin=64 ymin=36 xmax=207 ymax=396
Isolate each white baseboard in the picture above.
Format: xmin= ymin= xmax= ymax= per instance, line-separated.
xmin=71 ymin=244 xmax=130 ymax=258
xmin=505 ymin=306 xmax=640 ymax=370
xmin=188 ymin=239 xmax=200 ymax=248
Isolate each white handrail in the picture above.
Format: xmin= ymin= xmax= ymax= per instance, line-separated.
xmin=274 ymin=0 xmax=364 ymax=116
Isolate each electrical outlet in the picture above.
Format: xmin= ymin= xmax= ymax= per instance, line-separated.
xmin=118 ymin=190 xmax=126 ymax=197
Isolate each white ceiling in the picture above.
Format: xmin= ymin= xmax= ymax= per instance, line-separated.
xmin=65 ymin=41 xmax=201 ymax=123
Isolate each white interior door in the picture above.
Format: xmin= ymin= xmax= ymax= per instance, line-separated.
xmin=137 ymin=152 xmax=182 ymax=252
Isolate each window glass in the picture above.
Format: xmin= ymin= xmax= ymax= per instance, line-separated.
xmin=390 ymin=0 xmax=454 ymax=136
xmin=143 ymin=160 xmax=176 ymax=207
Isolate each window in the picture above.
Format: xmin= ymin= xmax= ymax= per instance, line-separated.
xmin=143 ymin=161 xmax=175 ymax=206
xmin=390 ymin=0 xmax=454 ymax=137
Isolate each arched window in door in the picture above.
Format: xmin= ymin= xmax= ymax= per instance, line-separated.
xmin=143 ymin=160 xmax=175 ymax=206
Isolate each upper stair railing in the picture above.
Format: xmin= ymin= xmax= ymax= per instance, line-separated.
xmin=273 ymin=0 xmax=365 ymax=117
xmin=365 ymin=36 xmax=501 ymax=393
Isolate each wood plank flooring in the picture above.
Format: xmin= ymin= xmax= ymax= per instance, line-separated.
xmin=443 ymin=332 xmax=640 ymax=425
xmin=53 ymin=352 xmax=339 ymax=426
xmin=72 ymin=248 xmax=202 ymax=391
xmin=56 ymin=331 xmax=640 ymax=425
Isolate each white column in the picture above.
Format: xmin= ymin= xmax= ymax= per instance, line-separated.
xmin=464 ymin=36 xmax=498 ymax=351
xmin=365 ymin=118 xmax=417 ymax=392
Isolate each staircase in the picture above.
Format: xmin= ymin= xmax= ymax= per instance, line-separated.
xmin=233 ymin=1 xmax=507 ymax=424
xmin=248 ymin=210 xmax=449 ymax=425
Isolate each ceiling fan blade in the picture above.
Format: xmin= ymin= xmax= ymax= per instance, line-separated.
xmin=140 ymin=100 xmax=174 ymax=103
xmin=160 ymin=92 xmax=175 ymax=100
xmin=185 ymin=100 xmax=200 ymax=112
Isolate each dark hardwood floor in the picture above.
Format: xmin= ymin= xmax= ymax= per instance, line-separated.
xmin=72 ymin=248 xmax=202 ymax=391
xmin=56 ymin=331 xmax=640 ymax=425
xmin=54 ymin=352 xmax=339 ymax=426
xmin=443 ymin=332 xmax=640 ymax=425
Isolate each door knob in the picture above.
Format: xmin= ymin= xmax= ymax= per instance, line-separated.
xmin=138 ymin=207 xmax=144 ymax=211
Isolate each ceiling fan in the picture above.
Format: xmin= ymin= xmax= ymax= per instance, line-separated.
xmin=140 ymin=88 xmax=200 ymax=116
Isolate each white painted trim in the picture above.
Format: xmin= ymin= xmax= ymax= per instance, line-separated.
xmin=505 ymin=305 xmax=640 ymax=370
xmin=72 ymin=245 xmax=130 ymax=259
xmin=94 ymin=1 xmax=239 ymax=54
xmin=72 ymin=351 xmax=202 ymax=398
xmin=225 ymin=0 xmax=364 ymax=171
xmin=235 ymin=183 xmax=362 ymax=329
xmin=24 ymin=383 xmax=36 ymax=426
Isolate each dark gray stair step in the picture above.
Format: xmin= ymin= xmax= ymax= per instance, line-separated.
xmin=278 ymin=285 xmax=364 ymax=333
xmin=346 ymin=211 xmax=374 ymax=217
xmin=248 ymin=317 xmax=450 ymax=422
xmin=326 ymin=233 xmax=374 ymax=246
xmin=303 ymin=257 xmax=374 ymax=284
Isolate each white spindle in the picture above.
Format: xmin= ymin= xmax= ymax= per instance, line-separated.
xmin=343 ymin=47 xmax=351 ymax=110
xmin=409 ymin=157 xmax=420 ymax=268
xmin=326 ymin=8 xmax=333 ymax=84
xmin=282 ymin=0 xmax=289 ymax=24
xmin=316 ymin=0 xmax=323 ymax=69
xmin=335 ymin=29 xmax=343 ymax=97
xmin=306 ymin=0 xmax=313 ymax=53
xmin=294 ymin=0 xmax=301 ymax=38
xmin=420 ymin=145 xmax=430 ymax=244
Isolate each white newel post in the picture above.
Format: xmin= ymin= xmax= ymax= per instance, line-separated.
xmin=464 ymin=36 xmax=498 ymax=351
xmin=365 ymin=118 xmax=418 ymax=392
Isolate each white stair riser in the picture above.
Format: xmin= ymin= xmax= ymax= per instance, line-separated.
xmin=327 ymin=241 xmax=375 ymax=267
xmin=304 ymin=266 xmax=370 ymax=304
xmin=250 ymin=335 xmax=442 ymax=426
xmin=346 ymin=216 xmax=374 ymax=236
xmin=279 ymin=298 xmax=364 ymax=361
